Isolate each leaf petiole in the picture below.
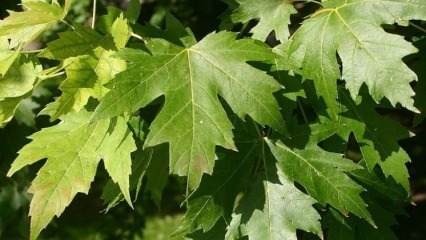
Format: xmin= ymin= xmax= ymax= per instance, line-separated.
xmin=130 ymin=32 xmax=147 ymax=44
xmin=92 ymin=0 xmax=97 ymax=29
xmin=409 ymin=21 xmax=426 ymax=33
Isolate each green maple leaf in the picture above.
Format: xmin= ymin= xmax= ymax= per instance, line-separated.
xmin=225 ymin=142 xmax=322 ymax=240
xmin=0 ymin=55 xmax=40 ymax=99
xmin=176 ymin=118 xmax=321 ymax=239
xmin=0 ymin=37 xmax=20 ymax=76
xmin=0 ymin=55 xmax=40 ymax=127
xmin=267 ymin=140 xmax=374 ymax=225
xmin=7 ymin=111 xmax=136 ymax=240
xmin=412 ymin=38 xmax=426 ymax=123
xmin=0 ymin=97 xmax=25 ymax=128
xmin=336 ymin=89 xmax=411 ymax=191
xmin=15 ymin=97 xmax=40 ymax=127
xmin=226 ymin=176 xmax=322 ymax=240
xmin=0 ymin=0 xmax=72 ymax=48
xmin=324 ymin=204 xmax=399 ymax=240
xmin=350 ymin=166 xmax=407 ymax=202
xmin=286 ymin=0 xmax=426 ymax=116
xmin=93 ymin=31 xmax=284 ymax=189
xmin=144 ymin=145 xmax=169 ymax=206
xmin=231 ymin=0 xmax=296 ymax=42
xmin=39 ymin=16 xmax=130 ymax=120
xmin=47 ymin=49 xmax=126 ymax=120
xmin=175 ymin=118 xmax=260 ymax=235
xmin=38 ymin=24 xmax=105 ymax=60
xmin=39 ymin=13 xmax=131 ymax=60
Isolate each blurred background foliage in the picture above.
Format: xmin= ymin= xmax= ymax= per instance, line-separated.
xmin=0 ymin=0 xmax=425 ymax=239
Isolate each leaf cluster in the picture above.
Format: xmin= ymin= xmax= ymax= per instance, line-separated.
xmin=1 ymin=0 xmax=425 ymax=239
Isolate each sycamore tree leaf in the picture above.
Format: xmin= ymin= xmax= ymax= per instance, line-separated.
xmin=7 ymin=111 xmax=136 ymax=240
xmin=231 ymin=0 xmax=296 ymax=42
xmin=93 ymin=31 xmax=284 ymax=189
xmin=286 ymin=0 xmax=426 ymax=115
xmin=336 ymin=89 xmax=411 ymax=191
xmin=266 ymin=140 xmax=374 ymax=225
xmin=0 ymin=0 xmax=71 ymax=47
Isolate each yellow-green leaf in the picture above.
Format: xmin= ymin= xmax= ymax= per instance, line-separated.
xmin=7 ymin=111 xmax=136 ymax=240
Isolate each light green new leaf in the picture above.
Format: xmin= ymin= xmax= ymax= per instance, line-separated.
xmin=93 ymin=32 xmax=284 ymax=189
xmin=0 ymin=1 xmax=70 ymax=47
xmin=0 ymin=55 xmax=40 ymax=99
xmin=49 ymin=48 xmax=126 ymax=120
xmin=267 ymin=140 xmax=374 ymax=225
xmin=97 ymin=116 xmax=135 ymax=207
xmin=38 ymin=18 xmax=129 ymax=120
xmin=0 ymin=97 xmax=25 ymax=128
xmin=231 ymin=0 xmax=296 ymax=42
xmin=7 ymin=111 xmax=136 ymax=240
xmin=287 ymin=0 xmax=426 ymax=114
xmin=110 ymin=13 xmax=131 ymax=49
xmin=38 ymin=24 xmax=105 ymax=60
xmin=0 ymin=37 xmax=20 ymax=76
xmin=0 ymin=55 xmax=40 ymax=127
xmin=39 ymin=13 xmax=130 ymax=61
